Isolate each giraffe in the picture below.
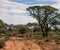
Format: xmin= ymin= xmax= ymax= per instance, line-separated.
xmin=10 ymin=26 xmax=21 ymax=40
xmin=11 ymin=26 xmax=20 ymax=50
xmin=26 ymin=29 xmax=34 ymax=38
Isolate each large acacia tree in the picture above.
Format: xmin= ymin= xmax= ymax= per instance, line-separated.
xmin=27 ymin=6 xmax=60 ymax=37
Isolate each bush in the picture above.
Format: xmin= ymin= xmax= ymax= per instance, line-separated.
xmin=55 ymin=36 xmax=60 ymax=44
xmin=55 ymin=39 xmax=60 ymax=44
xmin=0 ymin=38 xmax=5 ymax=48
xmin=19 ymin=26 xmax=29 ymax=34
xmin=44 ymin=38 xmax=50 ymax=42
xmin=5 ymin=36 xmax=10 ymax=41
xmin=17 ymin=34 xmax=23 ymax=37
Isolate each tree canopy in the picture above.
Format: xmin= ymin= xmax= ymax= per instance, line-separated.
xmin=27 ymin=6 xmax=60 ymax=37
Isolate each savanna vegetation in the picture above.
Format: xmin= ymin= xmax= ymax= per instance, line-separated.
xmin=0 ymin=6 xmax=60 ymax=49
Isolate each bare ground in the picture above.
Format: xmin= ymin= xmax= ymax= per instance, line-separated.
xmin=0 ymin=38 xmax=60 ymax=50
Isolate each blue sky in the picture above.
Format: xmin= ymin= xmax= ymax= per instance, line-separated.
xmin=10 ymin=0 xmax=56 ymax=5
xmin=0 ymin=0 xmax=60 ymax=25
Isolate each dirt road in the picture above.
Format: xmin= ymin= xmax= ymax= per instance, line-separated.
xmin=0 ymin=39 xmax=60 ymax=50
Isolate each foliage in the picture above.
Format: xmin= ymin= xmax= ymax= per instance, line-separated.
xmin=0 ymin=38 xmax=5 ymax=48
xmin=27 ymin=6 xmax=60 ymax=37
xmin=19 ymin=25 xmax=29 ymax=34
xmin=55 ymin=36 xmax=60 ymax=44
xmin=5 ymin=36 xmax=10 ymax=41
xmin=33 ymin=26 xmax=40 ymax=32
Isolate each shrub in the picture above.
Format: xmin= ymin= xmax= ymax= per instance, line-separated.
xmin=0 ymin=38 xmax=5 ymax=48
xmin=5 ymin=36 xmax=10 ymax=41
xmin=55 ymin=36 xmax=60 ymax=44
xmin=17 ymin=34 xmax=23 ymax=37
xmin=19 ymin=26 xmax=29 ymax=34
xmin=55 ymin=40 xmax=60 ymax=44
xmin=44 ymin=39 xmax=50 ymax=42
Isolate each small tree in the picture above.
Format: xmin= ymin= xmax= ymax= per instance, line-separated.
xmin=19 ymin=25 xmax=29 ymax=34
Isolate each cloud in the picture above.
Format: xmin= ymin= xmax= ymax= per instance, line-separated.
xmin=50 ymin=0 xmax=60 ymax=10
xmin=38 ymin=0 xmax=60 ymax=2
xmin=0 ymin=0 xmax=60 ymax=25
xmin=38 ymin=0 xmax=60 ymax=9
xmin=51 ymin=4 xmax=60 ymax=9
xmin=0 ymin=0 xmax=37 ymax=25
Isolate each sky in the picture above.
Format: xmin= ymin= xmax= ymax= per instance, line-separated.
xmin=0 ymin=0 xmax=60 ymax=25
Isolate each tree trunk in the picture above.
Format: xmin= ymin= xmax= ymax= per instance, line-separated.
xmin=40 ymin=24 xmax=46 ymax=37
xmin=45 ymin=29 xmax=48 ymax=37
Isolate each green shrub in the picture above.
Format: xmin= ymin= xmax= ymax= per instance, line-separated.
xmin=17 ymin=34 xmax=23 ymax=37
xmin=5 ymin=36 xmax=10 ymax=41
xmin=19 ymin=26 xmax=29 ymax=34
xmin=0 ymin=38 xmax=5 ymax=48
xmin=55 ymin=36 xmax=60 ymax=44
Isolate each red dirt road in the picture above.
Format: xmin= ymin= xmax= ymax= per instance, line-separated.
xmin=0 ymin=39 xmax=60 ymax=50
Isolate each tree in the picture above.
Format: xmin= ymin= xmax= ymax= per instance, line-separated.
xmin=0 ymin=20 xmax=7 ymax=33
xmin=19 ymin=25 xmax=29 ymax=34
xmin=27 ymin=23 xmax=40 ymax=32
xmin=27 ymin=23 xmax=39 ymax=26
xmin=27 ymin=6 xmax=59 ymax=37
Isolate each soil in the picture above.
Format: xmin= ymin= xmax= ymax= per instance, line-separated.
xmin=0 ymin=38 xmax=60 ymax=50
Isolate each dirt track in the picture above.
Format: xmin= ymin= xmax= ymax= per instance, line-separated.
xmin=0 ymin=39 xmax=60 ymax=50
xmin=5 ymin=39 xmax=43 ymax=50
